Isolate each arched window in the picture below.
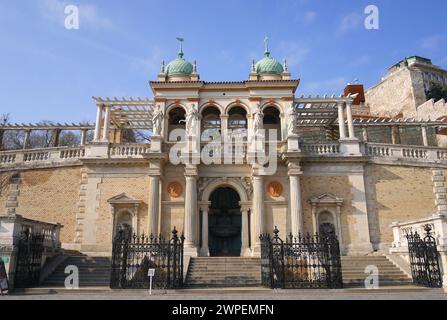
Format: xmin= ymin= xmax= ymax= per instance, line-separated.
xmin=228 ymin=107 xmax=247 ymax=140
xmin=263 ymin=106 xmax=281 ymax=141
xmin=168 ymin=107 xmax=186 ymax=141
xmin=318 ymin=211 xmax=336 ymax=239
xmin=201 ymin=106 xmax=221 ymax=141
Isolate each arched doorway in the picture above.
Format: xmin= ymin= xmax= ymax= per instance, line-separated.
xmin=208 ymin=187 xmax=242 ymax=256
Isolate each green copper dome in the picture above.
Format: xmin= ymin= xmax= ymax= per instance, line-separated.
xmin=255 ymin=51 xmax=284 ymax=75
xmin=166 ymin=52 xmax=193 ymax=77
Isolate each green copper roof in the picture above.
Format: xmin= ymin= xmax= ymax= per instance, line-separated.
xmin=166 ymin=39 xmax=193 ymax=77
xmin=166 ymin=56 xmax=193 ymax=77
xmin=255 ymin=51 xmax=284 ymax=75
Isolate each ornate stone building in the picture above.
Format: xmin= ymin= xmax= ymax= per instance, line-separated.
xmin=2 ymin=43 xmax=447 ymax=289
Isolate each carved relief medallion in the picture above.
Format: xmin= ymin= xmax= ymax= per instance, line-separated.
xmin=267 ymin=181 xmax=283 ymax=198
xmin=167 ymin=182 xmax=183 ymax=198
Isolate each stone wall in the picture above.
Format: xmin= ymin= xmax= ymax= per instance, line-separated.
xmin=365 ymin=67 xmax=426 ymax=118
xmin=0 ymin=172 xmax=10 ymax=212
xmin=417 ymin=98 xmax=447 ymax=120
xmin=15 ymin=167 xmax=82 ymax=244
xmin=300 ymin=175 xmax=353 ymax=249
xmin=364 ymin=164 xmax=436 ymax=249
xmin=96 ymin=174 xmax=150 ymax=248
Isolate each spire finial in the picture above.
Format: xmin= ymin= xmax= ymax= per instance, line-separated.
xmin=283 ymin=59 xmax=288 ymax=72
xmin=193 ymin=60 xmax=197 ymax=73
xmin=176 ymin=37 xmax=184 ymax=58
xmin=160 ymin=60 xmax=165 ymax=73
xmin=264 ymin=35 xmax=270 ymax=57
xmin=251 ymin=59 xmax=256 ymax=72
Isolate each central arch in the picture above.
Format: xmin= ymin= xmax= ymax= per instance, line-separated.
xmin=208 ymin=187 xmax=241 ymax=256
xmin=200 ymin=178 xmax=250 ymax=257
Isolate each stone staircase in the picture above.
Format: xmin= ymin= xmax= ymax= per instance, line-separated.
xmin=42 ymin=252 xmax=111 ymax=288
xmin=341 ymin=256 xmax=413 ymax=287
xmin=185 ymin=257 xmax=262 ymax=288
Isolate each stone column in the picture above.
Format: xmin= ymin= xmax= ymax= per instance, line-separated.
xmin=240 ymin=204 xmax=251 ymax=257
xmin=199 ymin=202 xmax=210 ymax=257
xmin=94 ymin=105 xmax=103 ymax=142
xmin=184 ymin=165 xmax=198 ymax=256
xmin=288 ymin=162 xmax=304 ymax=236
xmin=23 ymin=130 xmax=31 ymax=150
xmin=346 ymin=101 xmax=355 ymax=139
xmin=220 ymin=114 xmax=228 ymax=138
xmin=51 ymin=129 xmax=61 ymax=147
xmin=251 ymin=170 xmax=264 ymax=256
xmin=337 ymin=102 xmax=346 ymax=139
xmin=80 ymin=129 xmax=87 ymax=146
xmin=0 ymin=129 xmax=4 ymax=151
xmin=391 ymin=125 xmax=400 ymax=145
xmin=362 ymin=127 xmax=369 ymax=142
xmin=422 ymin=125 xmax=429 ymax=147
xmin=148 ymin=175 xmax=160 ymax=236
xmin=102 ymin=105 xmax=111 ymax=142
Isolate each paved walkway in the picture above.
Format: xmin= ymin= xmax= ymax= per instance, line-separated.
xmin=4 ymin=286 xmax=447 ymax=300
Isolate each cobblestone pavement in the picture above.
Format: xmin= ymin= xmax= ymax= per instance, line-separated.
xmin=2 ymin=287 xmax=447 ymax=300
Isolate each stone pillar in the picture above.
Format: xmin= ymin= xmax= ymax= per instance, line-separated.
xmin=147 ymin=175 xmax=160 ymax=236
xmin=362 ymin=127 xmax=369 ymax=142
xmin=346 ymin=101 xmax=355 ymax=139
xmin=240 ymin=203 xmax=251 ymax=257
xmin=148 ymin=162 xmax=161 ymax=236
xmin=80 ymin=129 xmax=88 ymax=146
xmin=337 ymin=102 xmax=346 ymax=139
xmin=422 ymin=125 xmax=429 ymax=147
xmin=0 ymin=129 xmax=4 ymax=151
xmin=199 ymin=202 xmax=210 ymax=257
xmin=391 ymin=125 xmax=400 ymax=145
xmin=251 ymin=170 xmax=264 ymax=256
xmin=184 ymin=165 xmax=198 ymax=256
xmin=102 ymin=105 xmax=111 ymax=142
xmin=432 ymin=168 xmax=447 ymax=215
xmin=347 ymin=173 xmax=374 ymax=254
xmin=94 ymin=105 xmax=103 ymax=142
xmin=288 ymin=162 xmax=304 ymax=236
xmin=220 ymin=114 xmax=228 ymax=138
xmin=23 ymin=130 xmax=31 ymax=150
xmin=51 ymin=129 xmax=61 ymax=147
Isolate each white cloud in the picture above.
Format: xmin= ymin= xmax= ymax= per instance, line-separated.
xmin=338 ymin=12 xmax=363 ymax=34
xmin=41 ymin=0 xmax=113 ymax=29
xmin=420 ymin=35 xmax=443 ymax=51
xmin=300 ymin=77 xmax=348 ymax=95
xmin=350 ymin=55 xmax=370 ymax=67
xmin=304 ymin=11 xmax=317 ymax=23
xmin=277 ymin=41 xmax=311 ymax=68
xmin=129 ymin=46 xmax=163 ymax=76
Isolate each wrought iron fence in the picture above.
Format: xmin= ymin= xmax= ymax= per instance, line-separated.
xmin=406 ymin=224 xmax=442 ymax=288
xmin=14 ymin=230 xmax=45 ymax=288
xmin=260 ymin=227 xmax=343 ymax=289
xmin=110 ymin=228 xmax=184 ymax=289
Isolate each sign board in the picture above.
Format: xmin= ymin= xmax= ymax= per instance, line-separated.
xmin=1 ymin=256 xmax=9 ymax=264
xmin=147 ymin=269 xmax=155 ymax=277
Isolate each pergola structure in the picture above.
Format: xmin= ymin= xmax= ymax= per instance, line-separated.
xmin=1 ymin=95 xmax=447 ymax=150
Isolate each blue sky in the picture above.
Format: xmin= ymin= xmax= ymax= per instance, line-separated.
xmin=1 ymin=0 xmax=446 ymax=123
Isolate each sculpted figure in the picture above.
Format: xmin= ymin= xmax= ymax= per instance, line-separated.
xmin=152 ymin=105 xmax=164 ymax=136
xmin=253 ymin=105 xmax=264 ymax=134
xmin=185 ymin=104 xmax=199 ymax=137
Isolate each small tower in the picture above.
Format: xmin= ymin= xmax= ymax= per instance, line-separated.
xmin=158 ymin=38 xmax=199 ymax=82
xmin=249 ymin=36 xmax=291 ymax=81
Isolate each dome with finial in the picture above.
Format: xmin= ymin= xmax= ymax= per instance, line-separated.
xmin=165 ymin=38 xmax=193 ymax=78
xmin=255 ymin=36 xmax=284 ymax=76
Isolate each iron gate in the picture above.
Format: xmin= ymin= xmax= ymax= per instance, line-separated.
xmin=260 ymin=227 xmax=343 ymax=289
xmin=14 ymin=230 xmax=45 ymax=288
xmin=406 ymin=224 xmax=442 ymax=288
xmin=110 ymin=228 xmax=184 ymax=289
